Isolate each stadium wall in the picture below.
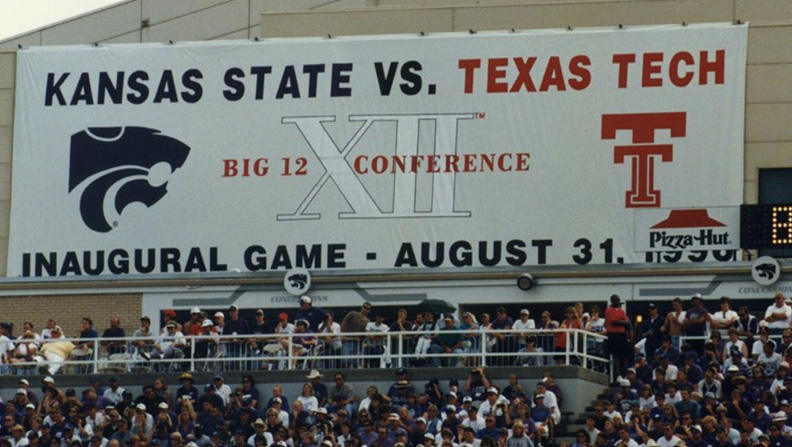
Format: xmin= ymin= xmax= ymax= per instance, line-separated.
xmin=0 ymin=0 xmax=789 ymax=308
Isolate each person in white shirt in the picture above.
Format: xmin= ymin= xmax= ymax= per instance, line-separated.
xmin=365 ymin=314 xmax=390 ymax=368
xmin=765 ymin=293 xmax=792 ymax=334
xmin=513 ymin=309 xmax=536 ymax=349
xmin=478 ymin=388 xmax=510 ymax=418
xmin=461 ymin=406 xmax=485 ymax=432
xmin=709 ymin=297 xmax=739 ymax=337
xmin=298 ymin=383 xmax=320 ymax=414
xmin=248 ymin=418 xmax=274 ymax=447
xmin=758 ymin=341 xmax=783 ymax=377
xmin=103 ymin=376 xmax=126 ymax=404
xmin=210 ymin=374 xmax=232 ymax=406
xmin=143 ymin=322 xmax=186 ymax=361
xmin=615 ymin=428 xmax=639 ymax=447
xmin=722 ymin=328 xmax=748 ymax=363
xmin=534 ymin=382 xmax=560 ymax=425
xmin=663 ymin=384 xmax=682 ymax=406
xmin=656 ymin=424 xmax=681 ymax=447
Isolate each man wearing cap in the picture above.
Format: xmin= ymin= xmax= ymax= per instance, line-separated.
xmin=249 ymin=418 xmax=274 ymax=447
xmin=223 ymin=304 xmax=250 ymax=366
xmin=35 ymin=326 xmax=74 ymax=375
xmin=534 ymin=381 xmax=560 ymax=426
xmin=683 ymin=294 xmax=708 ymax=353
xmin=605 ymin=294 xmax=631 ymax=380
xmin=461 ymin=405 xmax=485 ymax=432
xmin=479 ymin=387 xmax=509 ymax=421
xmin=211 ymin=374 xmax=232 ymax=407
xmin=161 ymin=309 xmax=183 ymax=334
xmin=513 ymin=309 xmax=535 ymax=350
xmin=388 ymin=368 xmax=415 ymax=401
xmin=184 ymin=307 xmax=204 ymax=336
xmin=142 ymin=321 xmax=186 ymax=365
xmin=296 ymin=296 xmax=327 ymax=332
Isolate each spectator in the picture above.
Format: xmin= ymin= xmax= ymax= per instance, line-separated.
xmin=640 ymin=304 xmax=665 ymax=361
xmin=132 ymin=316 xmax=155 ymax=359
xmin=182 ymin=307 xmax=203 ymax=336
xmin=662 ymin=298 xmax=686 ymax=348
xmin=101 ymin=318 xmax=126 ymax=356
xmin=415 ymin=312 xmax=440 ymax=367
xmin=340 ymin=303 xmax=372 ymax=368
xmin=606 ymin=295 xmax=631 ymax=380
xmin=249 ymin=309 xmax=274 ymax=360
xmin=223 ymin=305 xmax=250 ymax=367
xmin=307 ymin=370 xmax=329 ymax=408
xmin=329 ymin=373 xmax=356 ymax=417
xmin=513 ymin=310 xmax=535 ymax=351
xmin=34 ymin=326 xmax=73 ymax=375
xmin=683 ymin=294 xmax=708 ymax=353
xmin=140 ymin=322 xmax=186 ymax=363
xmin=557 ymin=306 xmax=581 ymax=365
xmin=296 ymin=296 xmax=327 ymax=332
xmin=765 ymin=293 xmax=792 ymax=336
xmin=736 ymin=306 xmax=759 ymax=342
xmin=709 ymin=297 xmax=738 ymax=337
xmin=318 ymin=311 xmax=342 ymax=369
xmin=365 ymin=314 xmax=390 ymax=369
xmin=490 ymin=307 xmax=514 ymax=366
xmin=430 ymin=316 xmax=463 ymax=368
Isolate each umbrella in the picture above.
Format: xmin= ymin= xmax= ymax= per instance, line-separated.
xmin=416 ymin=298 xmax=456 ymax=315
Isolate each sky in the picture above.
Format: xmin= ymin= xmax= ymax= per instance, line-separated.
xmin=0 ymin=0 xmax=123 ymax=40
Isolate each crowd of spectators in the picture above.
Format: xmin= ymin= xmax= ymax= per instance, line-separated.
xmin=1 ymin=298 xmax=612 ymax=375
xmin=1 ymin=292 xmax=791 ymax=447
xmin=0 ymin=367 xmax=562 ymax=447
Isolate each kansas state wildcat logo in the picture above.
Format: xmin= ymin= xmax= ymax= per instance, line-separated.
xmin=68 ymin=127 xmax=190 ymax=233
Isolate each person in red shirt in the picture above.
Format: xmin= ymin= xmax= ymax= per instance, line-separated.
xmin=605 ymin=294 xmax=631 ymax=380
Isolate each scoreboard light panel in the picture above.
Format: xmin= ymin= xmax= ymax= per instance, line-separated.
xmin=741 ymin=204 xmax=792 ymax=249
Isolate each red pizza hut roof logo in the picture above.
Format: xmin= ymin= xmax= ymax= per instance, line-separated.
xmin=650 ymin=209 xmax=726 ymax=229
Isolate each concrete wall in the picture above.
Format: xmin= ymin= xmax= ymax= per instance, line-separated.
xmin=0 ymin=0 xmax=789 ymax=285
xmin=0 ymin=293 xmax=142 ymax=339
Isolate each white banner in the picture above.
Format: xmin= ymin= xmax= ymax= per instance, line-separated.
xmin=9 ymin=23 xmax=747 ymax=277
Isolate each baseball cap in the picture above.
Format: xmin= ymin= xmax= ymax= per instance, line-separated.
xmin=487 ymin=387 xmax=498 ymax=394
xmin=279 ymin=312 xmax=289 ymax=320
xmin=301 ymin=296 xmax=312 ymax=304
xmin=535 ymin=394 xmax=545 ymax=399
xmin=158 ymin=402 xmax=168 ymax=410
xmin=214 ymin=311 xmax=224 ymax=318
xmin=229 ymin=304 xmax=239 ymax=311
xmin=164 ymin=309 xmax=176 ymax=317
xmin=463 ymin=396 xmax=472 ymax=402
xmin=16 ymin=388 xmax=25 ymax=395
xmin=692 ymin=293 xmax=703 ymax=299
xmin=521 ymin=309 xmax=529 ymax=315
xmin=190 ymin=307 xmax=201 ymax=314
xmin=201 ymin=319 xmax=213 ymax=327
xmin=43 ymin=376 xmax=55 ymax=384
xmin=135 ymin=403 xmax=146 ymax=411
xmin=18 ymin=379 xmax=29 ymax=387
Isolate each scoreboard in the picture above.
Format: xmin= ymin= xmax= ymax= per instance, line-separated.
xmin=741 ymin=205 xmax=792 ymax=249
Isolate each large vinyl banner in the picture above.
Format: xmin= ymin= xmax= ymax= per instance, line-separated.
xmin=9 ymin=24 xmax=747 ymax=277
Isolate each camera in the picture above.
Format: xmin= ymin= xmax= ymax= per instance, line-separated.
xmin=517 ymin=273 xmax=536 ymax=291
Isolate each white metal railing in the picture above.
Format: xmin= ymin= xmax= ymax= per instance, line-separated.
xmin=5 ymin=328 xmax=610 ymax=375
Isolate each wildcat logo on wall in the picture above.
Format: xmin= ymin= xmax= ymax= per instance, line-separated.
xmin=68 ymin=127 xmax=190 ymax=233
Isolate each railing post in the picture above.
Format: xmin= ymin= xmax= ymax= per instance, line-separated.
xmin=287 ymin=333 xmax=293 ymax=371
xmin=398 ymin=333 xmax=403 ymax=368
xmin=565 ymin=329 xmax=570 ymax=365
xmin=480 ymin=331 xmax=487 ymax=367
xmin=93 ymin=339 xmax=99 ymax=374
xmin=190 ymin=336 xmax=196 ymax=372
